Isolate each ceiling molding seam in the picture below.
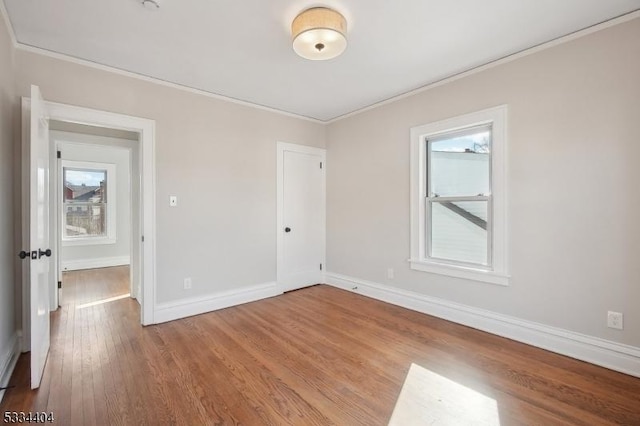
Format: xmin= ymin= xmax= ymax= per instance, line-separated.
xmin=3 ymin=4 xmax=638 ymax=125
xmin=2 ymin=6 xmax=322 ymax=125
xmin=13 ymin=42 xmax=325 ymax=124
xmin=326 ymin=9 xmax=640 ymax=124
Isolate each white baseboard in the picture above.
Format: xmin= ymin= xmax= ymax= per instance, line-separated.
xmin=325 ymin=272 xmax=640 ymax=378
xmin=0 ymin=333 xmax=21 ymax=403
xmin=154 ymin=282 xmax=281 ymax=324
xmin=62 ymin=255 xmax=130 ymax=271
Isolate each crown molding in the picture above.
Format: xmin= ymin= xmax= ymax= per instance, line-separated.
xmin=326 ymin=10 xmax=640 ymax=124
xmin=16 ymin=43 xmax=325 ymax=124
xmin=0 ymin=1 xmax=322 ymax=124
xmin=2 ymin=2 xmax=638 ymax=125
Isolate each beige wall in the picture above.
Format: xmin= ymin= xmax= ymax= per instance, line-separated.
xmin=13 ymin=49 xmax=326 ymax=305
xmin=0 ymin=13 xmax=15 ymax=374
xmin=326 ymin=18 xmax=640 ymax=347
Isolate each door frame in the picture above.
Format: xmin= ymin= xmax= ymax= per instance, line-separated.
xmin=276 ymin=141 xmax=326 ymax=291
xmin=21 ymin=97 xmax=157 ymax=348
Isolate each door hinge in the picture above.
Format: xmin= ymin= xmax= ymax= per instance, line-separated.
xmin=141 ymin=235 xmax=145 ymax=242
xmin=320 ymin=162 xmax=323 ymax=169
xmin=58 ymin=281 xmax=62 ymax=289
xmin=57 ymin=150 xmax=61 ymax=159
xmin=320 ymin=263 xmax=323 ymax=271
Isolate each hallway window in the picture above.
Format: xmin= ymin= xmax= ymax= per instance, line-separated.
xmin=62 ymin=161 xmax=117 ymax=245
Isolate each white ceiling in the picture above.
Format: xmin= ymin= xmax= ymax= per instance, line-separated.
xmin=3 ymin=0 xmax=639 ymax=121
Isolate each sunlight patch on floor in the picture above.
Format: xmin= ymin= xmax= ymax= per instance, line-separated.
xmin=76 ymin=293 xmax=130 ymax=309
xmin=388 ymin=363 xmax=500 ymax=426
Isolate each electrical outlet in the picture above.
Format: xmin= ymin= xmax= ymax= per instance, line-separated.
xmin=607 ymin=311 xmax=623 ymax=330
xmin=387 ymin=268 xmax=395 ymax=279
xmin=183 ymin=277 xmax=192 ymax=290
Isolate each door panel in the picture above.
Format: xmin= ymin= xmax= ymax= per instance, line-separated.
xmin=278 ymin=144 xmax=325 ymax=292
xmin=30 ymin=85 xmax=51 ymax=389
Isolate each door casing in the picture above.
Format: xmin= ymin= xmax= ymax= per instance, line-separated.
xmin=21 ymin=95 xmax=157 ymax=353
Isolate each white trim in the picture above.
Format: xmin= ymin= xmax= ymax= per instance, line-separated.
xmin=276 ymin=142 xmax=327 ymax=292
xmin=326 ymin=11 xmax=640 ymax=123
xmin=408 ymin=259 xmax=509 ymax=286
xmin=22 ymin=95 xmax=156 ymax=326
xmin=0 ymin=333 xmax=21 ymax=403
xmin=13 ymin=46 xmax=322 ymax=124
xmin=325 ymin=272 xmax=640 ymax=378
xmin=1 ymin=4 xmax=637 ymax=124
xmin=61 ymin=237 xmax=116 ymax=247
xmin=410 ymin=105 xmax=508 ymax=285
xmin=44 ymin=99 xmax=156 ymax=326
xmin=154 ymin=282 xmax=280 ymax=324
xmin=61 ymin=255 xmax=130 ymax=271
xmin=20 ymin=99 xmax=31 ymax=352
xmin=52 ymin=140 xmax=61 ymax=310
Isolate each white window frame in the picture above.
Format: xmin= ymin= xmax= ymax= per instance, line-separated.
xmin=410 ymin=105 xmax=509 ymax=285
xmin=61 ymin=160 xmax=117 ymax=246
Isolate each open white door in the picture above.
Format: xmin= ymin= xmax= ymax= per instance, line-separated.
xmin=277 ymin=142 xmax=326 ymax=292
xmin=29 ymin=85 xmax=52 ymax=389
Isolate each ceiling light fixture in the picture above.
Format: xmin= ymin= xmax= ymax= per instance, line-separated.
xmin=291 ymin=7 xmax=347 ymax=61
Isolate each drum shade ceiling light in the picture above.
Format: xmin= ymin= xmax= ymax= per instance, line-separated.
xmin=292 ymin=7 xmax=347 ymax=60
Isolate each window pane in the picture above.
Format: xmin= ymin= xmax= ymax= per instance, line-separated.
xmin=429 ymin=127 xmax=490 ymax=197
xmin=64 ymin=203 xmax=107 ymax=237
xmin=63 ymin=168 xmax=107 ymax=203
xmin=430 ymin=200 xmax=488 ymax=265
xmin=63 ymin=167 xmax=108 ymax=238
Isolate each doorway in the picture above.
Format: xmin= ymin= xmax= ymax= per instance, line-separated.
xmin=20 ymin=88 xmax=157 ymax=377
xmin=276 ymin=142 xmax=326 ymax=292
xmin=51 ymin=123 xmax=139 ymax=311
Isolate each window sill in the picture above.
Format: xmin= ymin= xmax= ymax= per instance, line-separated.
xmin=409 ymin=259 xmax=509 ymax=286
xmin=62 ymin=237 xmax=116 ymax=247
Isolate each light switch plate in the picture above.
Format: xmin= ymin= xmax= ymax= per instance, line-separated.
xmin=169 ymin=195 xmax=177 ymax=207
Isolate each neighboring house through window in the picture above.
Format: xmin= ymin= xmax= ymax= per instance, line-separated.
xmin=410 ymin=105 xmax=508 ymax=285
xmin=62 ymin=160 xmax=117 ymax=246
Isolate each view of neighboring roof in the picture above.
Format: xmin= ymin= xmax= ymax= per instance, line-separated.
xmin=65 ymin=183 xmax=103 ymax=201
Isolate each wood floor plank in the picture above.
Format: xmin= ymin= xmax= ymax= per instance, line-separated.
xmin=2 ymin=269 xmax=639 ymax=425
xmin=94 ymin=301 xmax=122 ymax=426
xmin=227 ymin=301 xmax=398 ymax=423
xmin=101 ymin=295 xmax=135 ymax=425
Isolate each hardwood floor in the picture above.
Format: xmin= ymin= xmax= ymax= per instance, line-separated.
xmin=2 ymin=266 xmax=640 ymax=425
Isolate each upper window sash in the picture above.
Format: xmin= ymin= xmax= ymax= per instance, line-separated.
xmin=427 ymin=123 xmax=492 ymax=144
xmin=426 ymin=126 xmax=492 ymax=199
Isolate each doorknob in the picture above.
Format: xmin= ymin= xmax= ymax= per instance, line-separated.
xmin=284 ymin=227 xmax=291 ymax=233
xmin=38 ymin=248 xmax=52 ymax=259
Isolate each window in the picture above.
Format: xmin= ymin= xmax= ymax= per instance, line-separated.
xmin=410 ymin=106 xmax=508 ymax=285
xmin=61 ymin=160 xmax=117 ymax=245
